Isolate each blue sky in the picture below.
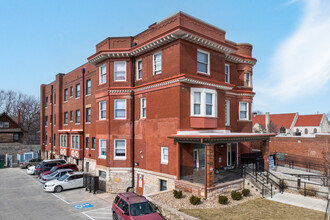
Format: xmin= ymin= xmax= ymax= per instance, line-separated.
xmin=0 ymin=0 xmax=329 ymax=115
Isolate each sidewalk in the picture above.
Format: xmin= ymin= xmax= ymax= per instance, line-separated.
xmin=267 ymin=192 xmax=327 ymax=212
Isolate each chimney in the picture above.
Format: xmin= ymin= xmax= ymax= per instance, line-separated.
xmin=265 ymin=112 xmax=270 ymax=133
xmin=17 ymin=110 xmax=21 ymax=125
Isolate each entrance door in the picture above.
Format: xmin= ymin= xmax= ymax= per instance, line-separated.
xmin=136 ymin=174 xmax=144 ymax=195
xmin=193 ymin=148 xmax=205 ymax=171
xmin=227 ymin=143 xmax=238 ymax=167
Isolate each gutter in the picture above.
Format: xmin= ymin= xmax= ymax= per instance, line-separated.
xmin=131 ymin=55 xmax=136 ymax=189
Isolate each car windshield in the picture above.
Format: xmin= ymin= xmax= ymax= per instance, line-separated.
xmin=50 ymin=166 xmax=58 ymax=171
xmin=50 ymin=171 xmax=59 ymax=176
xmin=130 ymin=202 xmax=156 ymax=216
xmin=58 ymin=174 xmax=68 ymax=181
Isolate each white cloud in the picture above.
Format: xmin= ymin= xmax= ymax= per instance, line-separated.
xmin=260 ymin=0 xmax=330 ymax=101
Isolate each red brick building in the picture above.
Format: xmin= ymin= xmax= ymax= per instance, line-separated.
xmin=40 ymin=12 xmax=273 ymax=196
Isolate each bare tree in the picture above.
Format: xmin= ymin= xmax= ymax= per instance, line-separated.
xmin=254 ymin=122 xmax=278 ymax=133
xmin=0 ymin=90 xmax=40 ymax=144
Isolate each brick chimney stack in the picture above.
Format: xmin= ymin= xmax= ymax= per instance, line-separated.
xmin=265 ymin=112 xmax=270 ymax=133
xmin=17 ymin=110 xmax=21 ymax=125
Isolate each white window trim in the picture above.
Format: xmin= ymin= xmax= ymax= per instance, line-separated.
xmin=114 ymin=61 xmax=127 ymax=82
xmin=136 ymin=59 xmax=142 ymax=80
xmin=225 ymin=64 xmax=230 ymax=83
xmin=153 ymin=51 xmax=162 ymax=75
xmin=99 ymin=139 xmax=107 ymax=159
xmin=225 ymin=100 xmax=230 ymax=126
xmin=239 ymin=102 xmax=249 ymax=121
xmin=140 ymin=97 xmax=146 ymax=119
xmin=99 ymin=101 xmax=106 ymax=120
xmin=71 ymin=135 xmax=80 ymax=149
xmin=190 ymin=88 xmax=217 ymax=117
xmin=114 ymin=139 xmax=126 ymax=160
xmin=114 ymin=99 xmax=126 ymax=120
xmin=161 ymin=147 xmax=168 ymax=164
xmin=60 ymin=135 xmax=67 ymax=148
xmin=197 ymin=49 xmax=210 ymax=75
xmin=99 ymin=64 xmax=107 ymax=85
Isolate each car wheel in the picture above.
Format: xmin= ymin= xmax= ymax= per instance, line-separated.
xmin=113 ymin=211 xmax=118 ymax=220
xmin=54 ymin=186 xmax=63 ymax=193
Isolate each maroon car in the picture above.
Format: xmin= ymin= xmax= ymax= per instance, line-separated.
xmin=39 ymin=163 xmax=78 ymax=179
xmin=112 ymin=192 xmax=163 ymax=220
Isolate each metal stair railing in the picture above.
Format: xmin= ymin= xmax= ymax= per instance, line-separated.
xmin=244 ymin=165 xmax=274 ymax=198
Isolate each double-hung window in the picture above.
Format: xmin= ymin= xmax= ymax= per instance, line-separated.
xmin=136 ymin=59 xmax=142 ymax=80
xmin=76 ymin=84 xmax=80 ymax=98
xmin=64 ymin=89 xmax=68 ymax=102
xmin=225 ymin=64 xmax=230 ymax=83
xmin=99 ymin=64 xmax=106 ymax=84
xmin=92 ymin=137 xmax=95 ymax=149
xmin=70 ymin=111 xmax=73 ymax=122
xmin=140 ymin=97 xmax=146 ymax=119
xmin=191 ymin=88 xmax=217 ymax=117
xmin=86 ymin=79 xmax=91 ymax=95
xmin=114 ymin=99 xmax=126 ymax=119
xmin=86 ymin=107 xmax=91 ymax=123
xmin=60 ymin=135 xmax=67 ymax=147
xmin=45 ymin=97 xmax=48 ymax=107
xmin=225 ymin=100 xmax=230 ymax=126
xmin=45 ymin=116 xmax=48 ymax=126
xmin=99 ymin=139 xmax=106 ymax=159
xmin=71 ymin=135 xmax=79 ymax=149
xmin=153 ymin=52 xmax=162 ymax=75
xmin=86 ymin=137 xmax=89 ymax=149
xmin=197 ymin=50 xmax=210 ymax=74
xmin=245 ymin=72 xmax=251 ymax=87
xmin=70 ymin=86 xmax=73 ymax=97
xmin=64 ymin=112 xmax=68 ymax=125
xmin=99 ymin=101 xmax=106 ymax=120
xmin=76 ymin=110 xmax=80 ymax=124
xmin=239 ymin=102 xmax=249 ymax=120
xmin=114 ymin=139 xmax=126 ymax=160
xmin=161 ymin=147 xmax=168 ymax=164
xmin=114 ymin=61 xmax=126 ymax=81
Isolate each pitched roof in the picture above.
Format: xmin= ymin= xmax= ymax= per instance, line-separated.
xmin=294 ymin=114 xmax=323 ymax=127
xmin=252 ymin=113 xmax=296 ymax=129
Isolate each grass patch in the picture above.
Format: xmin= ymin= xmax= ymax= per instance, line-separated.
xmin=181 ymin=198 xmax=324 ymax=220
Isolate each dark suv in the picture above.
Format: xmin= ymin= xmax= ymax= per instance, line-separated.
xmin=112 ymin=192 xmax=163 ymax=220
xmin=35 ymin=159 xmax=66 ymax=175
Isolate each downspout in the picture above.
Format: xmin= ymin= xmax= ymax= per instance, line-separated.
xmin=131 ymin=56 xmax=136 ymax=189
xmin=82 ymin=68 xmax=85 ymax=171
xmin=50 ymin=85 xmax=54 ymax=159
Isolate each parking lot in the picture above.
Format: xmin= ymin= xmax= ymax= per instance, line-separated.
xmin=0 ymin=168 xmax=115 ymax=220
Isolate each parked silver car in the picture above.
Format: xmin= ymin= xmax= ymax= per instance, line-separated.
xmin=39 ymin=169 xmax=73 ymax=184
xmin=19 ymin=158 xmax=43 ymax=168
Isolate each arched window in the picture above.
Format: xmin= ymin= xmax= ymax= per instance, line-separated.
xmin=304 ymin=128 xmax=308 ymax=134
xmin=296 ymin=128 xmax=299 ymax=132
xmin=313 ymin=128 xmax=317 ymax=133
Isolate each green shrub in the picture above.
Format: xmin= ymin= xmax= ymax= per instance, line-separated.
xmin=189 ymin=195 xmax=201 ymax=205
xmin=242 ymin=189 xmax=250 ymax=196
xmin=231 ymin=191 xmax=242 ymax=200
xmin=173 ymin=189 xmax=183 ymax=199
xmin=218 ymin=195 xmax=228 ymax=204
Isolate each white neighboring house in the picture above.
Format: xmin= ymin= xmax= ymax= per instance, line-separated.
xmin=293 ymin=113 xmax=329 ymax=135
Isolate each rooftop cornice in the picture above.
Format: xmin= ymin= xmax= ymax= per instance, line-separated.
xmin=226 ymin=91 xmax=255 ymax=97
xmin=225 ymin=55 xmax=256 ymax=66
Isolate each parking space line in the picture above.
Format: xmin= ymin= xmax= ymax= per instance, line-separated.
xmin=51 ymin=193 xmax=70 ymax=204
xmin=82 ymin=212 xmax=94 ymax=220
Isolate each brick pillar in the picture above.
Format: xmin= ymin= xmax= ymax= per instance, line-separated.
xmin=262 ymin=140 xmax=270 ymax=170
xmin=205 ymin=144 xmax=215 ymax=188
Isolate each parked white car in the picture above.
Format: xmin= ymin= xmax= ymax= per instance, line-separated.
xmin=39 ymin=169 xmax=73 ymax=184
xmin=44 ymin=172 xmax=84 ymax=193
xmin=27 ymin=165 xmax=36 ymax=175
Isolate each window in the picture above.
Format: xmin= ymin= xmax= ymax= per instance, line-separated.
xmin=86 ymin=79 xmax=91 ymax=95
xmin=71 ymin=135 xmax=80 ymax=149
xmin=140 ymin=97 xmax=146 ymax=119
xmin=60 ymin=135 xmax=67 ymax=147
xmin=99 ymin=101 xmax=106 ymax=120
xmin=76 ymin=84 xmax=80 ymax=98
xmin=45 ymin=132 xmax=47 ymax=144
xmin=225 ymin=64 xmax=230 ymax=83
xmin=161 ymin=147 xmax=168 ymax=164
xmin=114 ymin=61 xmax=126 ymax=81
xmin=99 ymin=170 xmax=106 ymax=179
xmin=53 ymin=134 xmax=56 ymax=146
xmin=305 ymin=128 xmax=308 ymax=134
xmin=313 ymin=128 xmax=317 ymax=133
xmin=114 ymin=139 xmax=126 ymax=159
xmin=99 ymin=139 xmax=106 ymax=159
xmin=45 ymin=116 xmax=48 ymax=126
xmin=86 ymin=137 xmax=89 ymax=149
xmin=50 ymin=115 xmax=53 ymax=124
xmin=70 ymin=111 xmax=73 ymax=122
xmin=54 ymin=93 xmax=56 ymax=104
xmin=45 ymin=97 xmax=48 ymax=107
xmin=50 ymin=94 xmax=53 ymax=104
xmin=239 ymin=102 xmax=249 ymax=120
xmin=114 ymin=99 xmax=126 ymax=119
xmin=13 ymin=133 xmax=19 ymax=142
xmin=225 ymin=100 xmax=230 ymax=126
xmin=99 ymin=64 xmax=106 ymax=84
xmin=70 ymin=86 xmax=73 ymax=97
xmin=92 ymin=137 xmax=95 ymax=149
xmin=118 ymin=199 xmax=129 ymax=213
xmin=64 ymin=112 xmax=68 ymax=125
xmin=160 ymin=179 xmax=167 ymax=191
xmin=153 ymin=52 xmax=162 ymax=75
xmin=246 ymin=72 xmax=251 ymax=87
xmin=136 ymin=59 xmax=142 ymax=80
xmin=86 ymin=107 xmax=91 ymax=123
xmin=190 ymin=88 xmax=217 ymax=117
xmin=0 ymin=122 xmax=3 ymax=128
xmin=3 ymin=122 xmax=9 ymax=128
xmin=75 ymin=110 xmax=80 ymax=124
xmin=197 ymin=50 xmax=209 ymax=74
xmin=64 ymin=89 xmax=68 ymax=102
xmin=54 ymin=114 xmax=56 ymax=125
